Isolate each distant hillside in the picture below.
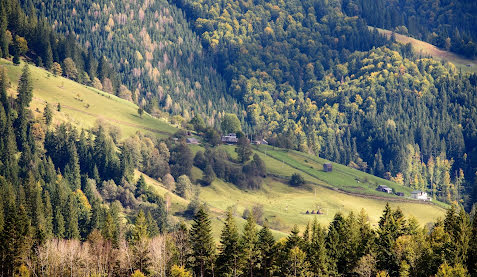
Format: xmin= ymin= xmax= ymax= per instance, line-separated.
xmin=2 ymin=59 xmax=445 ymax=237
xmin=371 ymin=27 xmax=477 ymax=73
xmin=29 ymin=0 xmax=242 ymax=126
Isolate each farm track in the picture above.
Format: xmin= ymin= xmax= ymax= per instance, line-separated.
xmin=257 ymin=148 xmax=438 ymax=206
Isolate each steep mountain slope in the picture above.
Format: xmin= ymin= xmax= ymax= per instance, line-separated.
xmin=32 ymin=0 xmax=242 ymax=125
xmin=2 ymin=59 xmax=445 ymax=237
xmin=371 ymin=27 xmax=477 ymax=73
xmin=344 ymin=0 xmax=477 ymax=58
xmin=2 ymin=59 xmax=177 ymax=138
xmin=29 ymin=0 xmax=477 ymax=207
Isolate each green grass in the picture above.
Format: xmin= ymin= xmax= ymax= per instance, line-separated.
xmin=1 ymin=59 xmax=178 ymax=139
xmin=200 ymin=176 xmax=445 ymax=232
xmin=370 ymin=27 xmax=477 ymax=73
xmin=255 ymin=145 xmax=410 ymax=196
xmin=182 ymin=144 xmax=446 ymax=235
xmin=4 ymin=59 xmax=446 ymax=237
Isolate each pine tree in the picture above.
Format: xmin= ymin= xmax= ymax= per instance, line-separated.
xmin=258 ymin=224 xmax=276 ymax=277
xmin=190 ymin=207 xmax=215 ymax=277
xmin=309 ymin=218 xmax=328 ymax=276
xmin=16 ymin=65 xmax=33 ymax=109
xmin=217 ymin=208 xmax=242 ymax=277
xmin=146 ymin=211 xmax=159 ymax=237
xmin=133 ymin=210 xmax=151 ymax=274
xmin=65 ymin=194 xmax=80 ymax=239
xmin=241 ymin=212 xmax=259 ymax=277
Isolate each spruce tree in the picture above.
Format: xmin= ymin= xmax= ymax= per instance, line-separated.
xmin=54 ymin=206 xmax=65 ymax=238
xmin=325 ymin=212 xmax=347 ymax=275
xmin=65 ymin=194 xmax=80 ymax=239
xmin=217 ymin=208 xmax=242 ymax=277
xmin=16 ymin=65 xmax=33 ymax=109
xmin=236 ymin=135 xmax=252 ymax=163
xmin=376 ymin=203 xmax=399 ymax=275
xmin=135 ymin=175 xmax=147 ymax=197
xmin=241 ymin=212 xmax=259 ymax=277
xmin=467 ymin=212 xmax=477 ymax=275
xmin=0 ymin=13 xmax=8 ymax=58
xmin=285 ymin=246 xmax=311 ymax=277
xmin=43 ymin=190 xmax=53 ymax=238
xmin=203 ymin=163 xmax=216 ymax=186
xmin=146 ymin=211 xmax=159 ymax=237
xmin=43 ymin=103 xmax=53 ymax=126
xmin=286 ymin=225 xmax=303 ymax=251
xmin=101 ymin=209 xmax=115 ymax=242
xmin=133 ymin=210 xmax=151 ymax=274
xmin=190 ymin=206 xmax=215 ymax=277
xmin=309 ymin=218 xmax=328 ymax=276
xmin=258 ymin=224 xmax=276 ymax=277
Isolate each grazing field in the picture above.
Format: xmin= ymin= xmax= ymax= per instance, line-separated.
xmin=255 ymin=145 xmax=416 ymax=198
xmin=149 ymin=142 xmax=446 ymax=238
xmin=199 ymin=177 xmax=445 ymax=232
xmin=4 ymin=58 xmax=446 ymax=237
xmin=370 ymin=27 xmax=477 ymax=73
xmin=1 ymin=59 xmax=177 ymax=138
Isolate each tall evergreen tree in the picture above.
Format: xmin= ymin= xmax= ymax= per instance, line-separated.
xmin=467 ymin=212 xmax=477 ymax=275
xmin=376 ymin=203 xmax=400 ymax=276
xmin=65 ymin=194 xmax=79 ymax=239
xmin=309 ymin=218 xmax=328 ymax=276
xmin=133 ymin=210 xmax=151 ymax=275
xmin=190 ymin=206 xmax=215 ymax=277
xmin=241 ymin=212 xmax=260 ymax=277
xmin=16 ymin=64 xmax=33 ymax=109
xmin=217 ymin=208 xmax=242 ymax=277
xmin=258 ymin=224 xmax=276 ymax=277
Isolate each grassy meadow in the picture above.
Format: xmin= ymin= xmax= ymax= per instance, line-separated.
xmin=3 ymin=58 xmax=446 ymax=238
xmin=1 ymin=59 xmax=177 ymax=139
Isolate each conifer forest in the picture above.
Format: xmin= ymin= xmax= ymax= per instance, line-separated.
xmin=0 ymin=0 xmax=476 ymax=276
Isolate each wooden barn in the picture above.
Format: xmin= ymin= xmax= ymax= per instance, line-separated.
xmin=323 ymin=163 xmax=332 ymax=172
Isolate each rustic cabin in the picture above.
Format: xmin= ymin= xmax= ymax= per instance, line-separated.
xmin=411 ymin=190 xmax=429 ymax=201
xmin=323 ymin=163 xmax=333 ymax=172
xmin=377 ymin=185 xmax=392 ymax=194
xmin=221 ymin=133 xmax=238 ymax=144
xmin=186 ymin=137 xmax=199 ymax=144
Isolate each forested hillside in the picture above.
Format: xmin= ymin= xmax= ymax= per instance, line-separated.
xmin=173 ymin=0 xmax=477 ymax=207
xmin=31 ymin=0 xmax=242 ymax=126
xmin=1 ymin=0 xmax=477 ymax=275
xmin=343 ymin=0 xmax=477 ymax=58
xmin=27 ymin=0 xmax=477 ymax=207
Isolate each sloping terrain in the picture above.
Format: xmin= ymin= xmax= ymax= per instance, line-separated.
xmin=2 ymin=59 xmax=177 ymax=139
xmin=2 ymin=59 xmax=445 ymax=238
xmin=371 ymin=27 xmax=477 ymax=73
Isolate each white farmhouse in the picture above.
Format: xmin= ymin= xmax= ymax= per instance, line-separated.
xmin=411 ymin=190 xmax=428 ymax=201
